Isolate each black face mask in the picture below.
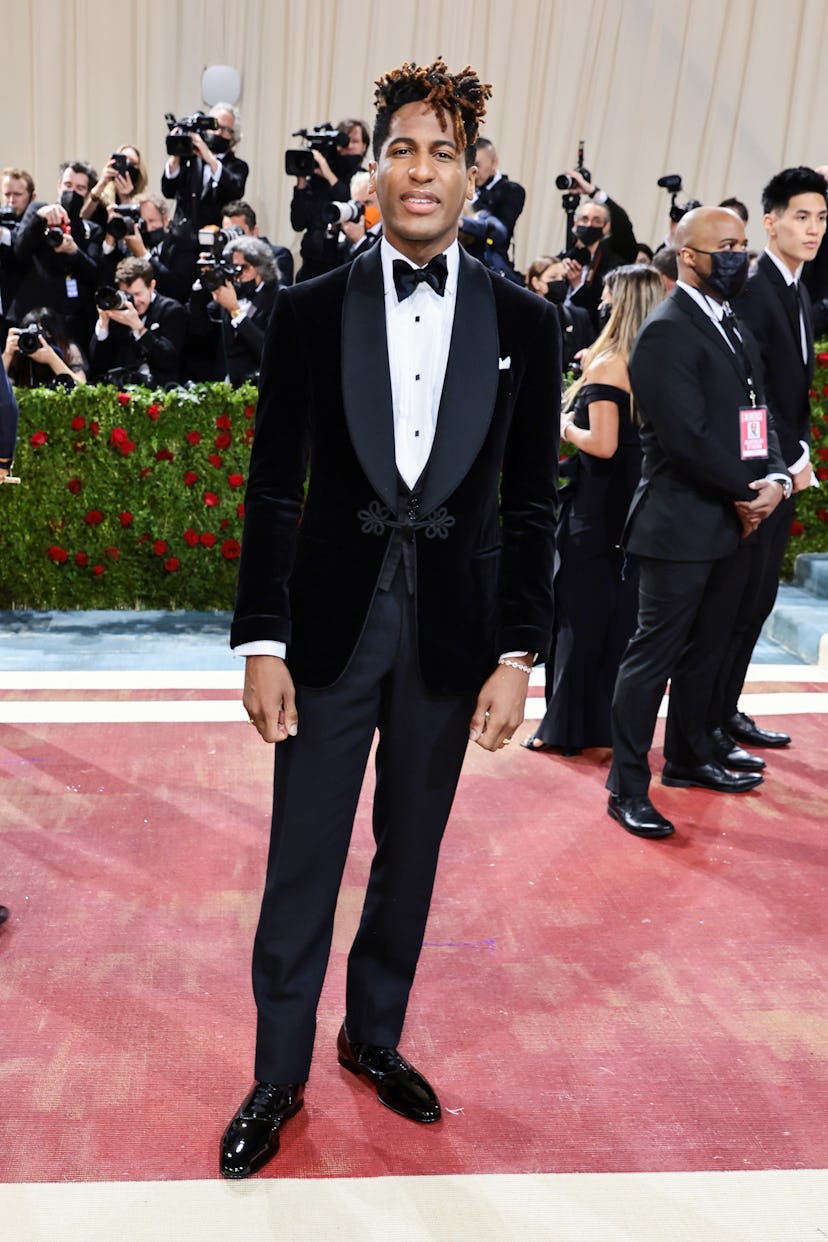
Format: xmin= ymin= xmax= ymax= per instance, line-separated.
xmin=575 ymin=224 xmax=604 ymax=247
xmin=690 ymin=246 xmax=749 ymax=301
xmin=60 ymin=190 xmax=84 ymax=220
xmin=235 ymin=278 xmax=258 ymax=300
xmin=597 ymin=301 xmax=613 ymax=326
xmin=544 ymin=279 xmax=569 ymax=305
xmin=206 ymin=133 xmax=230 ymax=155
xmin=142 ymin=227 xmax=165 ymax=249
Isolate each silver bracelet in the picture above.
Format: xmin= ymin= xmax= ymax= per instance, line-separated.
xmin=498 ymin=657 xmax=531 ymax=674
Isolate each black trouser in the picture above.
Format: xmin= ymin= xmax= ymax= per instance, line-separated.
xmin=252 ymin=566 xmax=476 ymax=1083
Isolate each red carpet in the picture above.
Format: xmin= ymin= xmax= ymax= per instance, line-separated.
xmin=0 ymin=700 xmax=826 ymax=1183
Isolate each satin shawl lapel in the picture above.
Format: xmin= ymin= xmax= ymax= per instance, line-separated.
xmin=419 ymin=249 xmax=498 ymax=515
xmin=673 ymin=287 xmax=753 ymax=393
xmin=341 ymin=243 xmax=398 ymax=511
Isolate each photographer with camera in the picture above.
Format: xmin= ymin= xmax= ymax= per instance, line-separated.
xmin=458 ymin=137 xmax=525 ymax=282
xmin=3 ymin=306 xmax=87 ymax=388
xmin=557 ymin=164 xmax=637 ymax=330
xmin=187 ymin=235 xmax=279 ymax=385
xmin=94 ymin=194 xmax=200 ymax=306
xmin=80 ymin=145 xmax=148 ymax=228
xmin=8 ymin=161 xmax=103 ymax=345
xmin=221 ymin=200 xmax=294 ymax=287
xmin=1 ymin=168 xmax=37 ymax=343
xmin=335 ymin=171 xmax=382 ymax=264
xmin=89 ymin=255 xmax=186 ymax=387
xmin=288 ymin=118 xmax=369 ymax=280
xmin=161 ymin=104 xmax=249 ymax=230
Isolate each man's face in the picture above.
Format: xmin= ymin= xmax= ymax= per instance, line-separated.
xmin=346 ymin=125 xmax=367 ymax=157
xmin=58 ymin=167 xmax=90 ymax=198
xmin=213 ymin=111 xmax=236 ymax=148
xmin=474 ymin=147 xmax=497 ymax=188
xmin=678 ymin=208 xmax=747 ymax=294
xmin=120 ymin=277 xmax=153 ymax=315
xmin=575 ymin=202 xmax=609 ymax=235
xmin=222 ymin=213 xmax=254 ymax=236
xmin=140 ymin=201 xmax=166 ymax=233
xmin=2 ymin=176 xmax=32 ymax=216
xmin=764 ymin=192 xmax=827 ymax=268
xmin=231 ymin=251 xmax=259 ymax=287
xmin=370 ymin=101 xmax=475 ymax=262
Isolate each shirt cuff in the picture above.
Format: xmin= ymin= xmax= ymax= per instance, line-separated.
xmin=233 ymin=640 xmax=287 ymax=659
xmin=591 ymin=188 xmax=608 ymax=204
xmin=788 ymin=441 xmax=810 ymax=474
xmin=230 ymin=306 xmax=248 ymax=328
xmin=94 ymin=322 xmax=109 ymax=341
xmin=500 ymin=651 xmax=534 ymax=662
xmin=164 ymin=160 xmax=179 ymax=180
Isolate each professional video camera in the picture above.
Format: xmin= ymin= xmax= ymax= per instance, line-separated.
xmin=95 ymin=286 xmax=135 ymax=311
xmin=285 ymin=124 xmax=350 ymax=177
xmin=322 ymin=199 xmax=365 ymax=226
xmin=16 ymin=325 xmax=44 ymax=355
xmin=107 ymin=203 xmax=142 ymax=241
xmin=165 ymin=111 xmax=219 ymax=158
xmin=194 ymin=223 xmax=245 ymax=292
xmin=657 ymin=174 xmax=701 ymax=223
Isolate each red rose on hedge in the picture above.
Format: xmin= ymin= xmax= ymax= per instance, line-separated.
xmin=818 ymin=447 xmax=828 ymax=461
xmin=200 ymin=531 xmax=216 ymax=547
xmin=819 ymin=466 xmax=828 ymax=480
xmin=208 ymin=453 xmax=223 ymax=467
xmin=110 ymin=426 xmax=128 ymax=445
xmin=117 ymin=391 xmax=131 ymax=406
xmin=818 ymin=509 xmax=828 ymax=523
xmin=216 ymin=414 xmax=232 ymax=429
xmin=67 ymin=477 xmax=82 ymax=494
xmin=185 ymin=431 xmax=201 ymax=445
xmin=84 ymin=509 xmax=104 ymax=525
xmin=184 ymin=471 xmax=199 ymax=486
xmin=215 ymin=432 xmax=232 ymax=450
xmin=147 ymin=404 xmax=161 ymax=420
xmin=183 ymin=528 xmax=199 ymax=547
xmin=228 ymin=473 xmax=244 ymax=488
xmin=153 ymin=539 xmax=169 ymax=556
xmin=164 ymin=557 xmax=180 ymax=572
xmin=204 ymin=491 xmax=219 ymax=506
xmin=790 ymin=520 xmax=805 ymax=536
xmin=47 ymin=545 xmax=68 ymax=563
xmin=90 ymin=420 xmax=100 ymax=436
xmin=93 ymin=564 xmax=106 ymax=576
xmin=119 ymin=511 xmax=133 ymax=526
xmin=818 ymin=352 xmax=828 ymax=363
xmin=155 ymin=448 xmax=174 ymax=461
xmin=71 ymin=415 xmax=85 ymax=431
xmin=75 ymin=552 xmax=88 ymax=567
xmin=243 ymin=404 xmax=254 ymax=418
xmin=106 ymin=546 xmax=120 ymax=560
xmin=30 ymin=430 xmax=48 ymax=446
xmin=237 ymin=502 xmax=245 ymax=518
xmin=221 ymin=538 xmax=241 ymax=559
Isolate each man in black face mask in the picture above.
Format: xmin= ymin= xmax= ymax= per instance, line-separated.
xmin=605 ymin=206 xmax=790 ymax=841
xmin=563 ymin=177 xmax=637 ymax=331
xmin=161 ymin=103 xmax=249 ymax=230
xmin=8 ymin=161 xmax=102 ymax=343
xmin=187 ymin=236 xmax=279 ymax=385
xmin=96 ymin=194 xmax=199 ymax=305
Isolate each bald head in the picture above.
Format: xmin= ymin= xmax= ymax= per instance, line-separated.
xmin=676 ymin=205 xmax=748 ymax=300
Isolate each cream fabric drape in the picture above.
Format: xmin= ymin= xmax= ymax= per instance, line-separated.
xmin=3 ymin=0 xmax=828 ymax=274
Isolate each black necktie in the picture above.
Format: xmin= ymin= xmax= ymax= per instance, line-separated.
xmin=392 ymin=254 xmax=448 ymax=302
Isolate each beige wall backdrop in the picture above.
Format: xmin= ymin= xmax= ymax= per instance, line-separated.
xmin=3 ymin=0 xmax=828 ymax=271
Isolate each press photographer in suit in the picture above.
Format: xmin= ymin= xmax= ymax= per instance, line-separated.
xmin=606 ymin=206 xmax=789 ymax=840
xmin=188 ymin=236 xmax=279 ymax=385
xmin=220 ymin=58 xmax=559 ymax=1179
xmin=89 ymin=256 xmax=186 ymax=386
xmin=161 ymin=104 xmax=249 ymax=230
xmin=562 ymin=170 xmax=637 ymax=330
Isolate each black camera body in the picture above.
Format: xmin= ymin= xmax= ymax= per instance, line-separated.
xmin=44 ymin=222 xmax=68 ymax=249
xmin=17 ymin=325 xmax=43 ymax=355
xmin=0 ymin=205 xmax=19 ymax=229
xmin=107 ymin=203 xmax=142 ymax=241
xmin=165 ymin=111 xmax=219 ymax=158
xmin=285 ymin=124 xmax=349 ymax=177
xmin=111 ymin=152 xmax=130 ymax=177
xmin=95 ymin=286 xmax=134 ymax=311
xmin=556 ymin=140 xmax=591 ymax=191
xmin=658 ymin=174 xmax=701 ymax=223
xmin=197 ymin=256 xmax=242 ymax=292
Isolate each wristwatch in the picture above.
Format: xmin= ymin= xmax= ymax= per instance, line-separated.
xmin=777 ymin=476 xmax=793 ymax=500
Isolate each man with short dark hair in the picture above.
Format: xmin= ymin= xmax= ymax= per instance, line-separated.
xmin=89 ymin=254 xmax=186 ymax=385
xmin=219 ymin=57 xmax=559 ymax=1178
xmin=1 ymin=168 xmax=36 ymax=339
xmin=458 ymin=137 xmax=525 ymax=280
xmin=221 ymin=200 xmax=293 ymax=287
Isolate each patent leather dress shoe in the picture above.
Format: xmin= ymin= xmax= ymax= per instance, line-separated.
xmin=220 ymin=1081 xmax=304 ymax=1179
xmin=661 ymin=760 xmax=763 ymax=792
xmin=336 ymin=1023 xmax=441 ymax=1123
xmin=726 ymin=711 xmax=790 ymax=749
xmin=711 ymin=726 xmax=766 ymax=773
xmin=606 ymin=794 xmax=675 ymax=839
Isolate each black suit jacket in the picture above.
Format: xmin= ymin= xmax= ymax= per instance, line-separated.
xmin=9 ymin=203 xmax=102 ymax=335
xmin=734 ymin=252 xmax=814 ymax=466
xmin=88 ymin=291 xmax=187 ymax=385
xmin=160 ymin=153 xmax=249 ymax=229
xmin=625 ymin=286 xmax=786 ymax=561
xmin=232 ymin=244 xmax=561 ymax=694
xmin=473 ymin=175 xmax=526 ymax=245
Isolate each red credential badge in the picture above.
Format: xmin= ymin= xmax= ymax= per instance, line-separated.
xmin=739 ymin=405 xmax=768 ymax=459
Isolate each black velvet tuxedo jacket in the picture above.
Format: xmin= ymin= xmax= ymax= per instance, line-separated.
xmin=231 ymin=244 xmax=561 ymax=695
xmin=734 ymin=252 xmax=814 ymax=467
xmin=625 ymin=286 xmax=786 ymax=562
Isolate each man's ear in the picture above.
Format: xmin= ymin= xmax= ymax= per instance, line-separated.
xmin=368 ymin=162 xmax=377 ymax=194
xmin=466 ymin=165 xmax=477 ymax=200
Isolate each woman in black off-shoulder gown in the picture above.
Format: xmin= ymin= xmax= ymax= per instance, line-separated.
xmin=524 ymin=264 xmax=666 ymax=753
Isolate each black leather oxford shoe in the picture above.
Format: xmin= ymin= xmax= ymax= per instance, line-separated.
xmin=220 ymin=1081 xmax=304 ymax=1179
xmin=607 ymin=794 xmax=675 ymax=838
xmin=661 ymin=760 xmax=763 ymax=792
xmin=711 ymin=726 xmax=766 ymax=773
xmin=336 ymin=1024 xmax=441 ymax=1123
xmin=726 ymin=711 xmax=790 ymax=749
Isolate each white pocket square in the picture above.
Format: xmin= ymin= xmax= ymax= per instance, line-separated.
xmin=498 ymin=356 xmax=511 ymax=370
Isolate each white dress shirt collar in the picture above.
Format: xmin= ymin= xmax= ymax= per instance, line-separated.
xmin=380 ymin=237 xmax=459 ymax=303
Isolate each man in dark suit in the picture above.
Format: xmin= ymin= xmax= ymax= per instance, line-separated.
xmin=562 ymin=169 xmax=637 ymax=330
xmin=458 ymin=137 xmax=525 ymax=281
xmin=88 ymin=255 xmax=187 ymax=386
xmin=219 ymin=59 xmax=560 ymax=1178
xmin=187 ymin=236 xmax=279 ymax=384
xmin=606 ymin=206 xmax=790 ymax=840
xmin=712 ymin=167 xmax=827 ymax=755
xmin=161 ymin=104 xmax=249 ymax=230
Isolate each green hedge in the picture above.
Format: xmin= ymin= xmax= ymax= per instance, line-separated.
xmin=1 ymin=383 xmax=257 ymax=609
xmin=790 ymin=344 xmax=828 ymax=574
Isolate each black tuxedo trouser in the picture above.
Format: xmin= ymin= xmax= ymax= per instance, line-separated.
xmin=251 ymin=565 xmax=476 ymax=1084
xmin=607 ymin=548 xmax=748 ymax=795
xmin=710 ymin=495 xmax=796 ymax=725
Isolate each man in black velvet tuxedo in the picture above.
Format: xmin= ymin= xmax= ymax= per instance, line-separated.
xmin=220 ymin=59 xmax=560 ymax=1178
xmin=711 ymin=167 xmax=827 ymax=756
xmin=606 ymin=206 xmax=789 ymax=840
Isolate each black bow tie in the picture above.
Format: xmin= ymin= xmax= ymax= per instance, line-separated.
xmin=392 ymin=254 xmax=448 ymax=302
